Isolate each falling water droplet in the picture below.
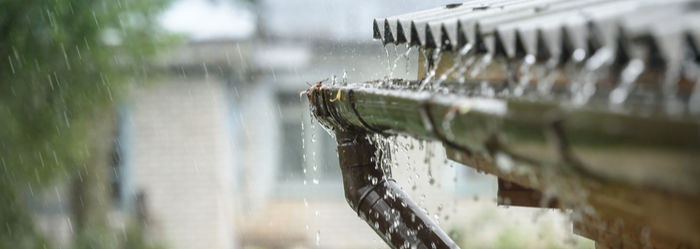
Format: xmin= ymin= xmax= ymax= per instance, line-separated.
xmin=342 ymin=70 xmax=348 ymax=85
xmin=495 ymin=153 xmax=514 ymax=173
xmin=315 ymin=230 xmax=321 ymax=247
xmin=436 ymin=44 xmax=473 ymax=88
xmin=419 ymin=48 xmax=443 ymax=90
xmin=610 ymin=59 xmax=645 ymax=106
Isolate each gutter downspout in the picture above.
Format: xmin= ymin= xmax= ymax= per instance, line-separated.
xmin=305 ymin=85 xmax=459 ymax=249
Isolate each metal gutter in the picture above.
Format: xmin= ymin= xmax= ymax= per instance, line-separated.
xmin=334 ymin=129 xmax=458 ymax=249
xmin=305 ymin=80 xmax=700 ymax=247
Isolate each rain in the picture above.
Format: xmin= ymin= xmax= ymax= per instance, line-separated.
xmin=3 ymin=0 xmax=700 ymax=249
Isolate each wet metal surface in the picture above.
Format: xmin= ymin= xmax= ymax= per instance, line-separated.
xmin=374 ymin=0 xmax=700 ymax=66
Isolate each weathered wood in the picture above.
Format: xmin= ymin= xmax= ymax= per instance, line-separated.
xmin=574 ymin=212 xmax=695 ymax=249
xmin=447 ymin=148 xmax=700 ymax=248
xmin=497 ymin=179 xmax=558 ymax=208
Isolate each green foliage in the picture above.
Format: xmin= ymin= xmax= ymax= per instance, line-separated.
xmin=70 ymin=220 xmax=166 ymax=249
xmin=0 ymin=180 xmax=44 ymax=249
xmin=73 ymin=227 xmax=119 ymax=249
xmin=449 ymin=207 xmax=595 ymax=249
xmin=0 ymin=0 xmax=174 ymax=247
xmin=493 ymin=226 xmax=525 ymax=249
xmin=0 ymin=0 xmax=172 ymax=186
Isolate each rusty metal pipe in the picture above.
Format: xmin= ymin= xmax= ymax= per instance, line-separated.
xmin=335 ymin=129 xmax=458 ymax=249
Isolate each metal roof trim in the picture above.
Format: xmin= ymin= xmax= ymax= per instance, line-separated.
xmin=371 ymin=0 xmax=700 ymax=66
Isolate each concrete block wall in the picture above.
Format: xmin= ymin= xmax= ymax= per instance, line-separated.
xmin=125 ymin=78 xmax=236 ymax=249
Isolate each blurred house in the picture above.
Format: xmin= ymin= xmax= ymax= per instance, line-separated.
xmin=109 ymin=0 xmax=504 ymax=249
xmin=118 ymin=39 xmax=407 ymax=249
xmin=116 ymin=40 xmax=503 ymax=249
xmin=29 ymin=0 xmax=593 ymax=248
xmin=30 ymin=1 xmax=535 ymax=249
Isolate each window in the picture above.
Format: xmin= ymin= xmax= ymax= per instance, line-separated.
xmin=275 ymin=92 xmax=342 ymax=198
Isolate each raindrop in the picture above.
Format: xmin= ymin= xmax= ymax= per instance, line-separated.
xmin=7 ymin=56 xmax=15 ymax=74
xmin=468 ymin=53 xmax=493 ymax=79
xmin=66 ymin=218 xmax=73 ymax=233
xmin=572 ymin=49 xmax=586 ymax=62
xmin=27 ymin=183 xmax=34 ymax=196
xmin=315 ymin=230 xmax=321 ymax=247
xmin=404 ymin=46 xmax=413 ymax=76
xmin=342 ymin=70 xmax=348 ymax=85
xmin=419 ymin=48 xmax=443 ymax=90
xmin=54 ymin=187 xmax=62 ymax=203
xmin=495 ymin=152 xmax=514 ymax=173
xmin=436 ymin=44 xmax=473 ymax=88
xmin=389 ymin=45 xmax=403 ymax=79
xmin=385 ymin=44 xmax=393 ymax=76
xmin=514 ymin=54 xmax=536 ymax=97
xmin=61 ymin=44 xmax=71 ymax=70
xmin=610 ymin=59 xmax=645 ymax=106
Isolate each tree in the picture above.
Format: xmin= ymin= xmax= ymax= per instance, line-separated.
xmin=0 ymin=0 xmax=174 ymax=248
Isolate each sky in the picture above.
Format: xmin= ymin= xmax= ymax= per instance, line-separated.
xmin=160 ymin=0 xmax=256 ymax=40
xmin=160 ymin=0 xmax=463 ymax=41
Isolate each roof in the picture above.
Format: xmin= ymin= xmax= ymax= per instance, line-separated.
xmin=373 ymin=0 xmax=700 ymax=63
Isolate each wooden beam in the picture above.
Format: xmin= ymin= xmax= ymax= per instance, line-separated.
xmin=497 ymin=178 xmax=559 ymax=208
xmin=447 ymin=147 xmax=700 ymax=248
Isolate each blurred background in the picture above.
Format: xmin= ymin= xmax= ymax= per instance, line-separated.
xmin=0 ymin=0 xmax=594 ymax=248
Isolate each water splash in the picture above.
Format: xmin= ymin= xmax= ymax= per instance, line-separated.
xmin=534 ymin=60 xmax=560 ymax=98
xmin=513 ymin=54 xmax=536 ymax=97
xmin=385 ymin=44 xmax=394 ymax=78
xmin=404 ymin=45 xmax=414 ymax=77
xmin=571 ymin=47 xmax=614 ymax=106
xmin=456 ymin=54 xmax=478 ymax=84
xmin=388 ymin=44 xmax=403 ymax=79
xmin=609 ymin=59 xmax=645 ymax=108
xmin=310 ymin=115 xmax=320 ymax=185
xmin=342 ymin=70 xmax=348 ymax=85
xmin=467 ymin=53 xmax=493 ymax=81
xmin=419 ymin=48 xmax=443 ymax=90
xmin=435 ymin=44 xmax=473 ymax=88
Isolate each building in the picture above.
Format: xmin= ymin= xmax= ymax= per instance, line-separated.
xmin=31 ymin=1 xmax=589 ymax=249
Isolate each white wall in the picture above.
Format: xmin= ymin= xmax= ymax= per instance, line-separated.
xmin=124 ymin=78 xmax=236 ymax=249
